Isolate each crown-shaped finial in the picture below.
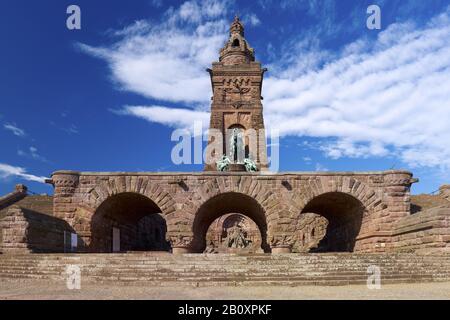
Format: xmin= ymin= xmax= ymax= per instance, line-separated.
xmin=230 ymin=14 xmax=244 ymax=36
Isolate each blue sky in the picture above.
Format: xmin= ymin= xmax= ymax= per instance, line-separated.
xmin=1 ymin=0 xmax=450 ymax=196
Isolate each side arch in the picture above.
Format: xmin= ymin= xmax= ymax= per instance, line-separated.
xmin=288 ymin=177 xmax=387 ymax=252
xmin=83 ymin=177 xmax=177 ymax=218
xmin=290 ymin=177 xmax=386 ymax=218
xmin=89 ymin=192 xmax=170 ymax=252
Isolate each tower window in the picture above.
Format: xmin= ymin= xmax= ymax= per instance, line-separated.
xmin=232 ymin=39 xmax=240 ymax=47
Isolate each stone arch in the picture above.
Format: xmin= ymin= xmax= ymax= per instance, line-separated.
xmin=75 ymin=177 xmax=177 ymax=251
xmin=290 ymin=176 xmax=386 ymax=218
xmin=89 ymin=192 xmax=170 ymax=253
xmin=299 ymin=192 xmax=365 ymax=252
xmin=83 ymin=177 xmax=177 ymax=220
xmin=288 ymin=177 xmax=387 ymax=252
xmin=191 ymin=191 xmax=270 ymax=253
xmin=184 ymin=177 xmax=285 ymax=232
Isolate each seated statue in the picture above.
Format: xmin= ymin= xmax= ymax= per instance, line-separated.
xmin=216 ymin=155 xmax=231 ymax=171
xmin=225 ymin=222 xmax=248 ymax=249
xmin=244 ymin=158 xmax=258 ymax=172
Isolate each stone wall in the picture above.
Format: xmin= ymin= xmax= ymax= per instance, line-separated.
xmin=0 ymin=206 xmax=74 ymax=253
xmin=292 ymin=213 xmax=328 ymax=252
xmin=440 ymin=185 xmax=450 ymax=202
xmin=390 ymin=206 xmax=450 ymax=253
xmin=49 ymin=170 xmax=416 ymax=253
xmin=0 ymin=184 xmax=27 ymax=212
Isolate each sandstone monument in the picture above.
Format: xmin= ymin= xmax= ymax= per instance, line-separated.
xmin=1 ymin=17 xmax=449 ymax=260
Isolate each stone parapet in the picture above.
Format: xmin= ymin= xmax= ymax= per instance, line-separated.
xmin=0 ymin=206 xmax=74 ymax=253
xmin=390 ymin=206 xmax=450 ymax=254
xmin=0 ymin=184 xmax=28 ymax=211
xmin=46 ymin=169 xmax=417 ymax=254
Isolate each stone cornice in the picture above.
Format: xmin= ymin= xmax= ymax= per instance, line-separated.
xmin=50 ymin=170 xmax=413 ymax=177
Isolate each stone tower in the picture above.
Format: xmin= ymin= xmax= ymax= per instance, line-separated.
xmin=204 ymin=16 xmax=268 ymax=171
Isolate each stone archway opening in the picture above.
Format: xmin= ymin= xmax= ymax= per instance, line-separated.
xmin=296 ymin=192 xmax=365 ymax=253
xmin=192 ymin=192 xmax=270 ymax=253
xmin=90 ymin=192 xmax=170 ymax=253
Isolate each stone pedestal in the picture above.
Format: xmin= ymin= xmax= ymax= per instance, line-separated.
xmin=172 ymin=247 xmax=191 ymax=254
xmin=228 ymin=164 xmax=246 ymax=172
xmin=271 ymin=246 xmax=292 ymax=254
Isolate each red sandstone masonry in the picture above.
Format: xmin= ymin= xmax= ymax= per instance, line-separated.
xmin=49 ymin=170 xmax=416 ymax=253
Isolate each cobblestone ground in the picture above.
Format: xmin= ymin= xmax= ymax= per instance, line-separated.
xmin=1 ymin=280 xmax=450 ymax=300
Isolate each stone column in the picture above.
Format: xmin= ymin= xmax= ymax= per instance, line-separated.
xmin=269 ymin=233 xmax=293 ymax=254
xmin=168 ymin=234 xmax=193 ymax=254
xmin=384 ymin=171 xmax=417 ymax=220
xmin=50 ymin=172 xmax=80 ymax=251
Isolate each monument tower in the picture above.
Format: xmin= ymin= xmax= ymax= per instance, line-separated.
xmin=204 ymin=16 xmax=268 ymax=171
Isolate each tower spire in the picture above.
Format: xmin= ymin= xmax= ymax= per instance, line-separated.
xmin=219 ymin=15 xmax=254 ymax=66
xmin=230 ymin=14 xmax=244 ymax=36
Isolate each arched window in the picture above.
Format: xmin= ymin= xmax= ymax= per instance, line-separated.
xmin=232 ymin=39 xmax=240 ymax=47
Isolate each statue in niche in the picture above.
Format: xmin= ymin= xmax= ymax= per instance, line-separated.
xmin=225 ymin=222 xmax=248 ymax=249
xmin=229 ymin=127 xmax=245 ymax=163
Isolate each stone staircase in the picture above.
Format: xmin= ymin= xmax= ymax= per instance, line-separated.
xmin=0 ymin=253 xmax=449 ymax=287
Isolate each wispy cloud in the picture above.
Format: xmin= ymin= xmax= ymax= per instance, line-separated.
xmin=263 ymin=7 xmax=450 ymax=170
xmin=315 ymin=163 xmax=329 ymax=172
xmin=242 ymin=13 xmax=261 ymax=27
xmin=112 ymin=105 xmax=210 ymax=130
xmin=50 ymin=121 xmax=79 ymax=135
xmin=3 ymin=123 xmax=25 ymax=137
xmin=17 ymin=147 xmax=49 ymax=163
xmin=0 ymin=163 xmax=48 ymax=183
xmin=80 ymin=2 xmax=450 ymax=172
xmin=78 ymin=0 xmax=231 ymax=105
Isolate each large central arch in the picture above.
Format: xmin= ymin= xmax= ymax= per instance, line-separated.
xmin=192 ymin=192 xmax=270 ymax=253
xmin=90 ymin=192 xmax=170 ymax=252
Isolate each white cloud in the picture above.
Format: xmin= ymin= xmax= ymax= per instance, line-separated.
xmin=4 ymin=123 xmax=25 ymax=137
xmin=17 ymin=147 xmax=48 ymax=163
xmin=81 ymin=2 xmax=450 ymax=171
xmin=315 ymin=163 xmax=329 ymax=172
xmin=243 ymin=13 xmax=261 ymax=27
xmin=78 ymin=3 xmax=229 ymax=104
xmin=114 ymin=105 xmax=210 ymax=130
xmin=263 ymin=7 xmax=450 ymax=170
xmin=0 ymin=163 xmax=48 ymax=183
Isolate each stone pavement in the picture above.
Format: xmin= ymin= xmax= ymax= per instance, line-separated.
xmin=1 ymin=279 xmax=449 ymax=300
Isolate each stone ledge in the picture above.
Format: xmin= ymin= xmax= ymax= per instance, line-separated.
xmin=0 ymin=185 xmax=28 ymax=211
xmin=51 ymin=170 xmax=413 ymax=177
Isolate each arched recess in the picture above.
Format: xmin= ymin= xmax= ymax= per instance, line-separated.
xmin=298 ymin=192 xmax=366 ymax=252
xmin=227 ymin=124 xmax=250 ymax=160
xmin=191 ymin=192 xmax=270 ymax=253
xmin=89 ymin=192 xmax=170 ymax=252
